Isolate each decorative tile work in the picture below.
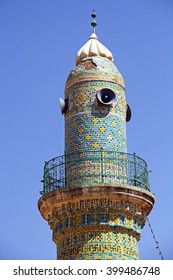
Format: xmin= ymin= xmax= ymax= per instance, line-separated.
xmin=92 ymin=117 xmax=99 ymax=125
xmin=65 ymin=92 xmax=126 ymax=153
xmin=65 ymin=57 xmax=127 ymax=156
xmin=92 ymin=142 xmax=99 ymax=149
xmin=65 ymin=57 xmax=125 ymax=89
xmin=64 ymin=60 xmax=127 ymax=187
xmin=99 ymin=125 xmax=106 ymax=133
xmin=51 ymin=198 xmax=144 ymax=260
xmin=85 ymin=134 xmax=91 ymax=141
xmin=65 ymin=75 xmax=127 ymax=184
xmin=57 ymin=238 xmax=139 ymax=260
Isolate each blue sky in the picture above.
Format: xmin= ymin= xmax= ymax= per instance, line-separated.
xmin=0 ymin=0 xmax=173 ymax=259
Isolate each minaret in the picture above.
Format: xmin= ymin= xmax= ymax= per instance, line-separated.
xmin=38 ymin=11 xmax=155 ymax=260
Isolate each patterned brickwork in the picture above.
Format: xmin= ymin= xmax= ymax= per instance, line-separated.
xmin=50 ymin=198 xmax=145 ymax=260
xmin=65 ymin=57 xmax=126 ymax=155
xmin=66 ymin=57 xmax=125 ymax=89
xmin=56 ymin=234 xmax=139 ymax=260
xmin=65 ymin=81 xmax=126 ymax=153
xmin=64 ymin=57 xmax=127 ymax=187
xmin=39 ymin=183 xmax=155 ymax=260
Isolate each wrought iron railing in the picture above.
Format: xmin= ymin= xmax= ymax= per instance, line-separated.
xmin=41 ymin=151 xmax=150 ymax=194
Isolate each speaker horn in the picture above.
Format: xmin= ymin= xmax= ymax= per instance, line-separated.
xmin=59 ymin=97 xmax=68 ymax=114
xmin=126 ymin=104 xmax=132 ymax=122
xmin=97 ymin=88 xmax=116 ymax=106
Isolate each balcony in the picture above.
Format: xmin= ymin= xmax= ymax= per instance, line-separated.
xmin=40 ymin=150 xmax=150 ymax=195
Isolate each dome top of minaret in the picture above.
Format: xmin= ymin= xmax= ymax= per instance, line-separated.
xmin=76 ymin=10 xmax=114 ymax=65
xmin=76 ymin=33 xmax=114 ymax=65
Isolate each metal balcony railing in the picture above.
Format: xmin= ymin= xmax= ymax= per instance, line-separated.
xmin=40 ymin=150 xmax=150 ymax=195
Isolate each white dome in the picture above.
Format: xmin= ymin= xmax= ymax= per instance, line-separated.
xmin=76 ymin=33 xmax=114 ymax=65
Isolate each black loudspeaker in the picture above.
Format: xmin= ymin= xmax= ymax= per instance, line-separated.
xmin=126 ymin=104 xmax=132 ymax=122
xmin=97 ymin=88 xmax=116 ymax=105
xmin=59 ymin=97 xmax=68 ymax=114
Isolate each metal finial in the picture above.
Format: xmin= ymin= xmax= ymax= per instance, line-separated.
xmin=91 ymin=9 xmax=97 ymax=33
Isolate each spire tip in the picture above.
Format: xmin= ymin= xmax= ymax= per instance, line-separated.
xmin=91 ymin=9 xmax=97 ymax=33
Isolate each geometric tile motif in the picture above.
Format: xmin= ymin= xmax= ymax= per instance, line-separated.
xmin=52 ymin=198 xmax=146 ymax=260
xmin=64 ymin=78 xmax=127 ymax=187
xmin=57 ymin=241 xmax=139 ymax=260
xmin=65 ymin=80 xmax=127 ymax=155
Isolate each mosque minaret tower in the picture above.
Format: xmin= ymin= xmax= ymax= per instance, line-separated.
xmin=38 ymin=11 xmax=154 ymax=260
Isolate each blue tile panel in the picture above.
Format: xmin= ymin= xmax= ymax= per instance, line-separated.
xmin=64 ymin=57 xmax=127 ymax=155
